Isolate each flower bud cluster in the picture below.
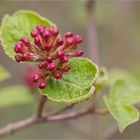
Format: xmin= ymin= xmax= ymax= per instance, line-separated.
xmin=14 ymin=24 xmax=84 ymax=89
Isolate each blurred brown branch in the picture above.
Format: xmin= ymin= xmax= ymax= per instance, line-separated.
xmin=85 ymin=0 xmax=100 ymax=139
xmin=0 ymin=105 xmax=108 ymax=138
xmin=86 ymin=0 xmax=99 ymax=64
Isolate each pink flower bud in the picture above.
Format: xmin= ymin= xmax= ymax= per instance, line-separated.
xmin=15 ymin=55 xmax=22 ymax=62
xmin=54 ymin=71 xmax=63 ymax=79
xmin=37 ymin=24 xmax=45 ymax=29
xmin=36 ymin=24 xmax=45 ymax=34
xmin=31 ymin=28 xmax=38 ymax=37
xmin=67 ymin=50 xmax=84 ymax=57
xmin=20 ymin=38 xmax=30 ymax=45
xmin=63 ymin=65 xmax=71 ymax=72
xmin=65 ymin=32 xmax=73 ymax=38
xmin=22 ymin=52 xmax=30 ymax=61
xmin=75 ymin=50 xmax=84 ymax=56
xmin=59 ymin=56 xmax=69 ymax=63
xmin=45 ymin=56 xmax=53 ymax=63
xmin=56 ymin=50 xmax=65 ymax=57
xmin=56 ymin=38 xmax=63 ymax=46
xmin=42 ymin=29 xmax=50 ymax=40
xmin=47 ymin=62 xmax=57 ymax=71
xmin=34 ymin=35 xmax=42 ymax=46
xmin=75 ymin=35 xmax=83 ymax=44
xmin=33 ymin=73 xmax=40 ymax=82
xmin=65 ymin=37 xmax=74 ymax=46
xmin=39 ymin=81 xmax=46 ymax=89
xmin=14 ymin=42 xmax=23 ymax=53
xmin=44 ymin=45 xmax=51 ymax=51
xmin=38 ymin=61 xmax=46 ymax=69
xmin=49 ymin=27 xmax=59 ymax=36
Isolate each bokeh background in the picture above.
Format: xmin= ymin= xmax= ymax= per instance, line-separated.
xmin=0 ymin=0 xmax=140 ymax=139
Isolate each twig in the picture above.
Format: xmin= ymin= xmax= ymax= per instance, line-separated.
xmin=0 ymin=116 xmax=36 ymax=137
xmin=36 ymin=95 xmax=47 ymax=118
xmin=0 ymin=106 xmax=108 ymax=138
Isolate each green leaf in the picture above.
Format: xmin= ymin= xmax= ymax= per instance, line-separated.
xmin=41 ymin=57 xmax=98 ymax=103
xmin=0 ymin=85 xmax=35 ymax=108
xmin=104 ymin=69 xmax=140 ymax=132
xmin=104 ymin=96 xmax=139 ymax=132
xmin=94 ymin=67 xmax=108 ymax=90
xmin=109 ymin=69 xmax=139 ymax=86
xmin=0 ymin=10 xmax=54 ymax=60
xmin=0 ymin=66 xmax=10 ymax=82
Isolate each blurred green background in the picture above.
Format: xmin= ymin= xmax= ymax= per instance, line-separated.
xmin=0 ymin=0 xmax=140 ymax=139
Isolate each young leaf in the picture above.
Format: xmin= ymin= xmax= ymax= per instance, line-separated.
xmin=94 ymin=67 xmax=108 ymax=90
xmin=0 ymin=85 xmax=35 ymax=108
xmin=0 ymin=10 xmax=54 ymax=60
xmin=109 ymin=69 xmax=139 ymax=86
xmin=104 ymin=69 xmax=140 ymax=132
xmin=104 ymin=96 xmax=139 ymax=132
xmin=0 ymin=66 xmax=10 ymax=82
xmin=41 ymin=57 xmax=98 ymax=103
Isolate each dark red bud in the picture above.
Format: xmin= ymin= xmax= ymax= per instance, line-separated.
xmin=65 ymin=32 xmax=73 ymax=38
xmin=47 ymin=62 xmax=57 ymax=71
xmin=63 ymin=65 xmax=71 ymax=72
xmin=56 ymin=50 xmax=65 ymax=57
xmin=39 ymin=81 xmax=46 ymax=89
xmin=20 ymin=38 xmax=30 ymax=45
xmin=44 ymin=45 xmax=51 ymax=51
xmin=75 ymin=35 xmax=83 ymax=44
xmin=59 ymin=56 xmax=69 ymax=63
xmin=67 ymin=50 xmax=84 ymax=57
xmin=45 ymin=56 xmax=53 ymax=63
xmin=31 ymin=28 xmax=38 ymax=37
xmin=37 ymin=24 xmax=45 ymax=29
xmin=75 ymin=50 xmax=84 ymax=56
xmin=36 ymin=24 xmax=45 ymax=34
xmin=14 ymin=42 xmax=23 ymax=53
xmin=42 ymin=29 xmax=50 ymax=40
xmin=49 ymin=27 xmax=59 ymax=36
xmin=14 ymin=47 xmax=19 ymax=53
xmin=66 ymin=37 xmax=74 ymax=46
xmin=14 ymin=46 xmax=20 ymax=53
xmin=34 ymin=36 xmax=42 ymax=46
xmin=56 ymin=38 xmax=63 ymax=46
xmin=54 ymin=71 xmax=63 ymax=79
xmin=22 ymin=52 xmax=30 ymax=61
xmin=15 ymin=55 xmax=22 ymax=62
xmin=33 ymin=73 xmax=40 ymax=82
xmin=38 ymin=61 xmax=46 ymax=69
